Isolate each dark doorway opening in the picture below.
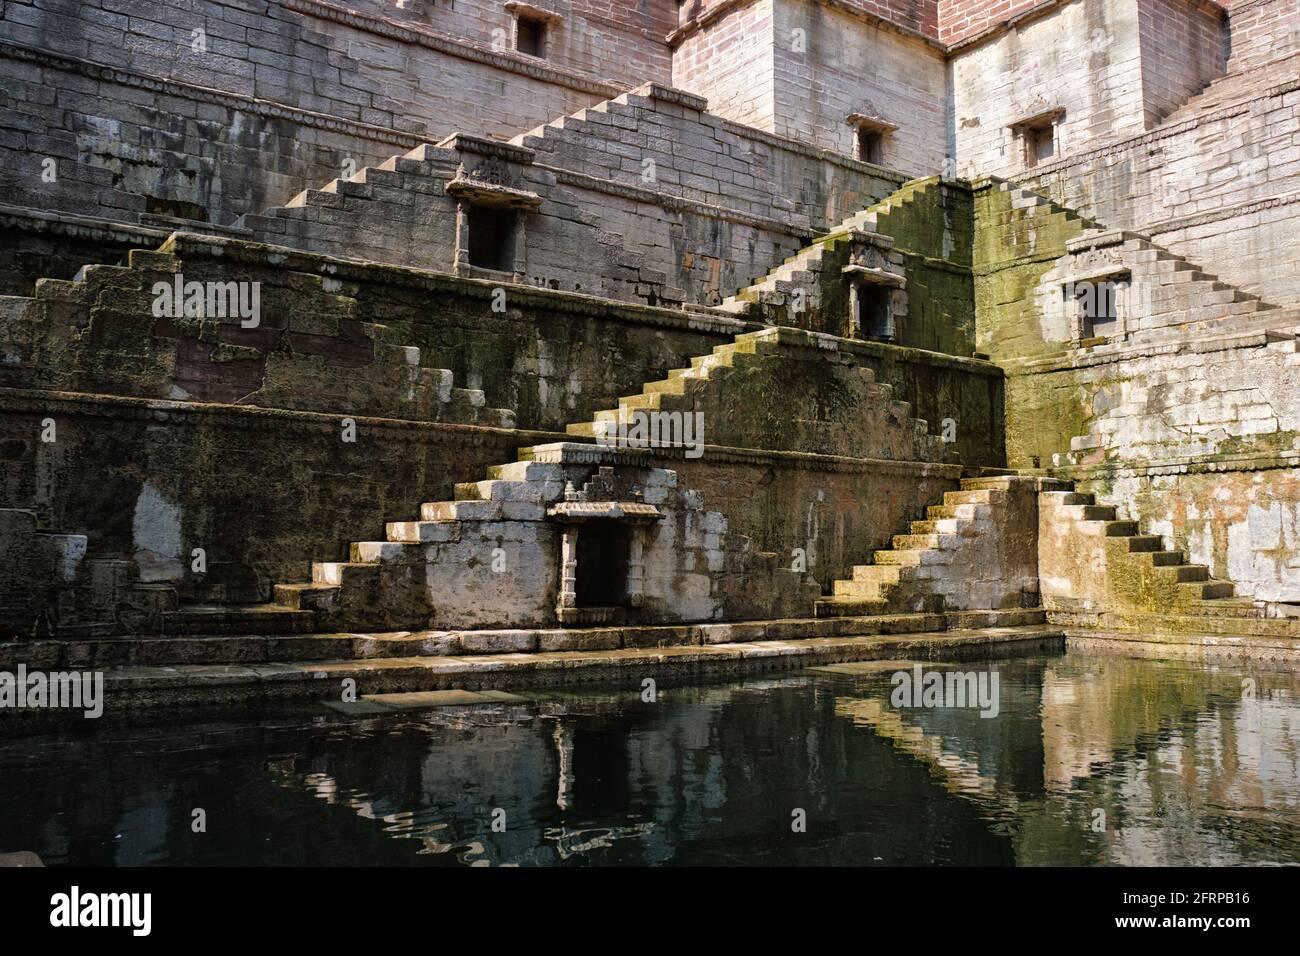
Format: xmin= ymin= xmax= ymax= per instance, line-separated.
xmin=575 ymin=523 xmax=631 ymax=607
xmin=466 ymin=206 xmax=516 ymax=272
xmin=858 ymin=284 xmax=892 ymax=339
xmin=855 ymin=128 xmax=885 ymax=165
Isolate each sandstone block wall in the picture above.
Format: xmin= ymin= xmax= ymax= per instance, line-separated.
xmin=0 ymin=0 xmax=631 ymax=230
xmin=770 ymin=0 xmax=947 ymax=174
xmin=672 ymin=0 xmax=947 ymax=173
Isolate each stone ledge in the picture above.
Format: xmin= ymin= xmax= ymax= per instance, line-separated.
xmin=0 ymin=624 xmax=1064 ymax=715
xmin=0 ymin=387 xmax=566 ymax=446
xmin=1001 ymin=307 xmax=1300 ymax=375
xmin=1050 ymin=450 xmax=1300 ymax=482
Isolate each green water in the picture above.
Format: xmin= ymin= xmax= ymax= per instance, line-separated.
xmin=1 ymin=649 xmax=1297 ymax=865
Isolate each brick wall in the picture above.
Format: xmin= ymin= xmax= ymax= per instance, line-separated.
xmin=1223 ymin=0 xmax=1300 ymax=72
xmin=672 ymin=0 xmax=776 ymax=131
xmin=938 ymin=0 xmax=1043 ymax=43
xmin=1138 ymin=0 xmax=1226 ymax=126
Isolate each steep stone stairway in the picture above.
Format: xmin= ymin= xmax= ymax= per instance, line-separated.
xmin=815 ymin=476 xmax=1046 ymax=618
xmin=266 ymin=324 xmax=947 ymax=630
xmin=714 ymin=176 xmax=936 ymax=316
xmin=563 ymin=326 xmax=948 ymax=461
xmin=231 ymin=142 xmax=459 ymax=242
xmin=1160 ymin=50 xmax=1300 ymax=126
xmin=1039 ymin=489 xmax=1237 ymax=607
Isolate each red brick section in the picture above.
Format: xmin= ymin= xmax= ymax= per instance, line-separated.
xmin=937 ymin=0 xmax=1043 ymax=44
xmin=843 ymin=0 xmax=941 ymax=36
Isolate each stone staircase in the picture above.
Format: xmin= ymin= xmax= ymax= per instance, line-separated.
xmin=715 ymin=176 xmax=936 ymax=316
xmin=563 ymin=326 xmax=948 ymax=461
xmin=1160 ymin=50 xmax=1300 ymax=126
xmin=231 ymin=142 xmax=460 ymax=241
xmin=815 ymin=476 xmax=1046 ymax=617
xmin=1055 ymin=228 xmax=1279 ymax=332
xmin=1039 ymin=489 xmax=1238 ymax=609
xmin=265 ymin=324 xmax=946 ymax=630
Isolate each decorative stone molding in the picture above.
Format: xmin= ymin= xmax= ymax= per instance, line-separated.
xmin=504 ymin=2 xmax=564 ymax=22
xmin=845 ymin=113 xmax=899 ymax=133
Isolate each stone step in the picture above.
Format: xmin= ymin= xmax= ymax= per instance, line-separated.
xmin=162 ymin=603 xmax=317 ymax=635
xmin=813 ymin=597 xmax=891 ymax=617
xmin=909 ymin=518 xmax=963 ymax=534
xmin=1102 ymin=520 xmax=1141 ymax=536
xmin=419 ymin=500 xmax=503 ymax=522
xmin=1124 ymin=535 xmax=1163 ymax=552
xmin=1148 ymin=550 xmax=1187 ymax=566
xmin=385 ymin=520 xmax=462 ymax=543
xmin=1061 ymin=504 xmax=1117 ymax=521
xmin=312 ymin=562 xmax=380 ymax=586
xmin=943 ymin=489 xmax=1004 ymax=505
xmin=1155 ymin=563 xmax=1209 ymax=582
xmin=272 ymin=583 xmax=340 ymax=612
xmin=1040 ymin=491 xmax=1094 ymax=506
xmin=851 ymin=564 xmax=917 ymax=583
xmin=892 ymin=533 xmax=941 ymax=550
xmin=872 ymin=549 xmax=928 ymax=566
xmin=1188 ymin=581 xmax=1235 ymax=600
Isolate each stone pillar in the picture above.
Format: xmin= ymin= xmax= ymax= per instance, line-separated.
xmin=557 ymin=526 xmax=580 ymax=613
xmin=627 ymin=526 xmax=645 ymax=608
xmin=453 ymin=199 xmax=471 ymax=270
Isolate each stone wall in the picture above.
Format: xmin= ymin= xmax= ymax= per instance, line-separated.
xmin=672 ymin=0 xmax=777 ymax=130
xmin=234 ymin=86 xmax=911 ymax=310
xmin=770 ymin=0 xmax=947 ymax=173
xmin=952 ymin=0 xmax=1151 ymax=180
xmin=0 ymin=233 xmax=1000 ymax=612
xmin=0 ymin=0 xmax=630 ymax=229
xmin=342 ymin=0 xmax=676 ymax=83
xmin=673 ymin=0 xmax=947 ymax=173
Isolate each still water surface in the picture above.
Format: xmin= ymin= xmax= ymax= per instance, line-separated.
xmin=1 ymin=649 xmax=1297 ymax=865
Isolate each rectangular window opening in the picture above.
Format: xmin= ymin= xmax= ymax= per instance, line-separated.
xmin=1023 ymin=123 xmax=1055 ymax=168
xmin=1072 ymin=278 xmax=1122 ymax=340
xmin=856 ymin=128 xmax=885 ymax=166
xmin=516 ymin=16 xmax=546 ymax=58
xmin=857 ymin=284 xmax=892 ymax=340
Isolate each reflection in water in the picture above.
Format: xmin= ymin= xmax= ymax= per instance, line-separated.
xmin=0 ymin=650 xmax=1296 ymax=865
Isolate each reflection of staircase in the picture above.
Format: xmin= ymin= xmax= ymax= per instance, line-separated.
xmin=716 ymin=176 xmax=935 ymax=315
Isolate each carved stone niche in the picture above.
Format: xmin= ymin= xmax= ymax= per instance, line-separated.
xmin=546 ymin=468 xmax=663 ymax=626
xmin=1058 ymin=230 xmax=1137 ymax=344
xmin=445 ymin=152 xmax=542 ymax=281
xmin=841 ymin=229 xmax=906 ymax=341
